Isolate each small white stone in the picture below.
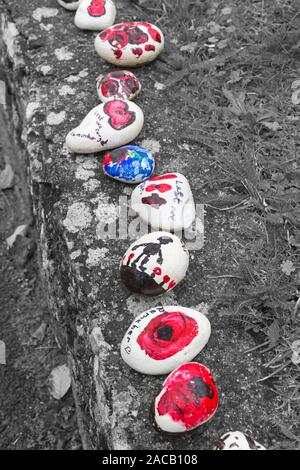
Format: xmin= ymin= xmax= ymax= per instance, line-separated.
xmin=65 ymin=100 xmax=144 ymax=154
xmin=131 ymin=172 xmax=195 ymax=232
xmin=214 ymin=431 xmax=266 ymax=450
xmin=120 ymin=231 xmax=189 ymax=296
xmin=97 ymin=70 xmax=141 ymax=103
xmin=75 ymin=0 xmax=116 ymax=31
xmin=121 ymin=306 xmax=211 ymax=375
xmin=95 ymin=22 xmax=164 ymax=67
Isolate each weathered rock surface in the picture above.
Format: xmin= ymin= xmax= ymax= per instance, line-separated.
xmin=0 ymin=0 xmax=281 ymax=451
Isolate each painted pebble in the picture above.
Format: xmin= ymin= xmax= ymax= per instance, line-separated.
xmin=120 ymin=231 xmax=189 ymax=296
xmin=75 ymin=0 xmax=116 ymax=31
xmin=95 ymin=22 xmax=164 ymax=67
xmin=151 ymin=362 xmax=218 ymax=434
xmin=57 ymin=0 xmax=81 ymax=10
xmin=97 ymin=70 xmax=141 ymax=103
xmin=131 ymin=173 xmax=195 ymax=232
xmin=214 ymin=431 xmax=266 ymax=450
xmin=121 ymin=306 xmax=211 ymax=375
xmin=65 ymin=100 xmax=144 ymax=154
xmin=102 ymin=145 xmax=154 ymax=184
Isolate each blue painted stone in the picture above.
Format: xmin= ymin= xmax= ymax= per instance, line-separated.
xmin=102 ymin=145 xmax=155 ymax=184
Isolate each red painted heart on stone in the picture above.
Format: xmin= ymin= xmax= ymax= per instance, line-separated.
xmin=87 ymin=0 xmax=106 ymax=17
xmin=104 ymin=100 xmax=136 ymax=130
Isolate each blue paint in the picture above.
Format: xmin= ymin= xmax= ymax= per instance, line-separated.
xmin=102 ymin=145 xmax=155 ymax=184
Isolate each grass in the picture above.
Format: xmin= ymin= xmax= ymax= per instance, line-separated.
xmin=133 ymin=0 xmax=300 ymax=447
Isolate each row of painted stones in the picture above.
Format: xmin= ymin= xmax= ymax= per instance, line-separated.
xmin=57 ymin=0 xmax=266 ymax=449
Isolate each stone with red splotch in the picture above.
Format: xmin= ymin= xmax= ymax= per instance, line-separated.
xmin=131 ymin=172 xmax=195 ymax=231
xmin=95 ymin=22 xmax=164 ymax=67
xmin=121 ymin=306 xmax=211 ymax=374
xmin=97 ymin=70 xmax=141 ymax=103
xmin=120 ymin=232 xmax=189 ymax=296
xmin=75 ymin=0 xmax=116 ymax=31
xmin=151 ymin=362 xmax=219 ymax=433
xmin=65 ymin=99 xmax=144 ymax=154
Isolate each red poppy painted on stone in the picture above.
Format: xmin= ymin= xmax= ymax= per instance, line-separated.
xmin=98 ymin=71 xmax=140 ymax=102
xmin=104 ymin=100 xmax=136 ymax=130
xmin=152 ymin=362 xmax=218 ymax=433
xmin=137 ymin=311 xmax=198 ymax=360
xmin=121 ymin=306 xmax=211 ymax=375
xmin=95 ymin=22 xmax=164 ymax=66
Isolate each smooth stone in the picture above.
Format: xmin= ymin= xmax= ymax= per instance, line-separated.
xmin=120 ymin=231 xmax=189 ymax=296
xmin=97 ymin=70 xmax=141 ymax=102
xmin=66 ymin=100 xmax=144 ymax=154
xmin=95 ymin=22 xmax=164 ymax=67
xmin=151 ymin=362 xmax=219 ymax=434
xmin=57 ymin=0 xmax=81 ymax=10
xmin=75 ymin=0 xmax=116 ymax=31
xmin=214 ymin=431 xmax=266 ymax=450
xmin=102 ymin=145 xmax=154 ymax=184
xmin=121 ymin=306 xmax=211 ymax=375
xmin=131 ymin=172 xmax=195 ymax=231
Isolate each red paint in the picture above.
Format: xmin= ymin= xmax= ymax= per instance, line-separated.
xmin=149 ymin=174 xmax=177 ymax=181
xmin=147 ymin=25 xmax=162 ymax=43
xmin=101 ymin=79 xmax=119 ymax=97
xmin=163 ymin=275 xmax=170 ymax=283
xmin=100 ymin=23 xmax=148 ymax=49
xmin=102 ymin=154 xmax=112 ymax=167
xmin=132 ymin=47 xmax=143 ymax=57
xmin=128 ymin=253 xmax=135 ymax=260
xmin=104 ymin=100 xmax=135 ymax=130
xmin=120 ymin=75 xmax=139 ymax=94
xmin=168 ymin=280 xmax=176 ymax=289
xmin=157 ymin=363 xmax=218 ymax=430
xmin=137 ymin=311 xmax=198 ymax=360
xmin=145 ymin=183 xmax=172 ymax=193
xmin=88 ymin=0 xmax=106 ymax=17
xmin=152 ymin=267 xmax=162 ymax=276
xmin=145 ymin=44 xmax=156 ymax=52
xmin=113 ymin=49 xmax=123 ymax=60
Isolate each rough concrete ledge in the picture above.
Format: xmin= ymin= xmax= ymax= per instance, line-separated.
xmin=0 ymin=0 xmax=281 ymax=450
